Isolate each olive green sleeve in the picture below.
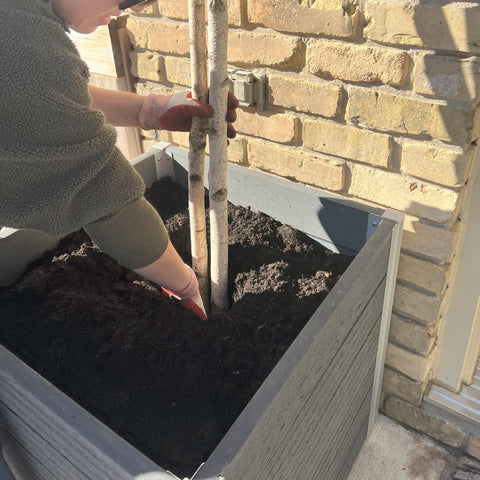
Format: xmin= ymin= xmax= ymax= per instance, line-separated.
xmin=84 ymin=198 xmax=170 ymax=270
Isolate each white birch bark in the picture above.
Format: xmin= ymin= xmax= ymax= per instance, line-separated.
xmin=188 ymin=0 xmax=209 ymax=306
xmin=207 ymin=0 xmax=229 ymax=310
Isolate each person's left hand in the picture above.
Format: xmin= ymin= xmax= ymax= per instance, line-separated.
xmin=138 ymin=90 xmax=238 ymax=138
xmin=161 ymin=264 xmax=207 ymax=320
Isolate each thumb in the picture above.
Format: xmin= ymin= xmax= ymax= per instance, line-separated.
xmin=167 ymin=90 xmax=201 ymax=109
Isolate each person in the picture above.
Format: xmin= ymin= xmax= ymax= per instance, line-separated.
xmin=0 ymin=0 xmax=239 ymax=321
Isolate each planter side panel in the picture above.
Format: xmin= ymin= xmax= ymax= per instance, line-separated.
xmin=165 ymin=146 xmax=384 ymax=255
xmin=199 ymin=221 xmax=393 ymax=480
xmin=0 ymin=230 xmax=62 ymax=287
xmin=0 ymin=347 xmax=172 ymax=480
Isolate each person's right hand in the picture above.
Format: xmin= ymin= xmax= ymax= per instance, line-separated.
xmin=224 ymin=91 xmax=239 ymax=139
xmin=138 ymin=90 xmax=239 ymax=139
xmin=138 ymin=91 xmax=213 ymax=132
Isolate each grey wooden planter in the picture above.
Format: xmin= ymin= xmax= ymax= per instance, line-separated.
xmin=0 ymin=143 xmax=403 ymax=480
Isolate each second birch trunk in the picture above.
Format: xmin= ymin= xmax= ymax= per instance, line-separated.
xmin=208 ymin=0 xmax=229 ymax=310
xmin=188 ymin=0 xmax=209 ymax=305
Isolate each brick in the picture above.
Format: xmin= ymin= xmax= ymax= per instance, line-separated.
xmin=413 ymin=54 xmax=480 ymax=103
xmin=346 ymin=87 xmax=480 ymax=145
xmin=127 ymin=17 xmax=190 ymax=55
xmin=135 ymin=81 xmax=181 ymax=97
xmin=385 ymin=341 xmax=435 ymax=382
xmin=248 ymin=0 xmax=355 ymax=37
xmin=194 ymin=136 xmax=246 ymax=165
xmin=268 ymin=74 xmax=342 ymax=118
xmin=401 ymin=142 xmax=471 ymax=188
xmin=304 ymin=120 xmax=391 ymax=167
xmin=389 ymin=313 xmax=438 ymax=356
xmin=132 ymin=4 xmax=157 ymax=16
xmin=170 ymin=131 xmax=189 ymax=149
xmin=164 ymin=56 xmax=191 ymax=87
xmin=142 ymin=138 xmax=164 ymax=153
xmin=307 ymin=39 xmax=409 ymax=87
xmin=248 ymin=140 xmax=345 ymax=192
xmin=401 ymin=215 xmax=456 ymax=265
xmin=365 ymin=1 xmax=480 ymax=54
xmin=227 ymin=0 xmax=243 ymax=27
xmin=157 ymin=0 xmax=243 ymax=26
xmin=235 ymin=109 xmax=298 ymax=143
xmin=129 ymin=51 xmax=164 ymax=82
xmin=168 ymin=132 xmax=246 ymax=165
xmin=385 ymin=397 xmax=468 ymax=448
xmin=228 ymin=30 xmax=302 ymax=69
xmin=397 ymin=253 xmax=448 ymax=296
xmin=382 ymin=367 xmax=428 ymax=406
xmin=393 ymin=283 xmax=441 ymax=327
xmin=226 ymin=136 xmax=247 ymax=165
xmin=157 ymin=0 xmax=189 ymax=19
xmin=349 ymin=163 xmax=459 ymax=224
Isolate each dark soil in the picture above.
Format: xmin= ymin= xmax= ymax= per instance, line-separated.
xmin=0 ymin=179 xmax=353 ymax=477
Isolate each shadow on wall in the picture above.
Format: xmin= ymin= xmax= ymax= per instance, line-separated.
xmin=314 ymin=2 xmax=479 ymax=273
xmin=413 ymin=0 xmax=480 ymax=158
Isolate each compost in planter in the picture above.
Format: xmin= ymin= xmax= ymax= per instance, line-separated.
xmin=0 ymin=179 xmax=353 ymax=478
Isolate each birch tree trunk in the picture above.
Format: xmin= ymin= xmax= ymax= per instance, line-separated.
xmin=188 ymin=0 xmax=209 ymax=305
xmin=207 ymin=0 xmax=229 ymax=310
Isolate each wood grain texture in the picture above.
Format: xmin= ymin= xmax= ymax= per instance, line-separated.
xmin=4 ymin=432 xmax=61 ymax=480
xmin=0 ymin=347 xmax=172 ymax=480
xmin=70 ymin=17 xmax=141 ymax=161
xmin=197 ymin=221 xmax=392 ymax=480
xmin=333 ymin=400 xmax=370 ymax=480
xmin=89 ymin=74 xmax=141 ymax=161
xmin=69 ymin=22 xmax=122 ymax=78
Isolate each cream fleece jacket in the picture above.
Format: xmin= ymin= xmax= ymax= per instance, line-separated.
xmin=0 ymin=0 xmax=145 ymax=235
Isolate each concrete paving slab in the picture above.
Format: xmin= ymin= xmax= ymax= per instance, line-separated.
xmin=347 ymin=414 xmax=456 ymax=480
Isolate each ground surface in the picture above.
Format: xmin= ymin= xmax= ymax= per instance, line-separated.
xmin=348 ymin=415 xmax=480 ymax=480
xmin=0 ymin=179 xmax=352 ymax=477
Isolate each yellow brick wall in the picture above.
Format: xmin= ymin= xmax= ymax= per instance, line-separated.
xmin=126 ymin=0 xmax=480 ymax=426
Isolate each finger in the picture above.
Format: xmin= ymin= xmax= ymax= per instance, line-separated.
xmin=226 ymin=108 xmax=237 ymax=124
xmin=227 ymin=123 xmax=237 ymax=139
xmin=227 ymin=91 xmax=240 ymax=109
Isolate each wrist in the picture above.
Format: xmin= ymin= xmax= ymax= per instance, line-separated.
xmin=137 ymin=94 xmax=169 ymax=130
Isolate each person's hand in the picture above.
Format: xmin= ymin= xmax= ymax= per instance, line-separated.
xmin=138 ymin=90 xmax=238 ymax=139
xmin=161 ymin=264 xmax=207 ymax=320
xmin=138 ymin=91 xmax=212 ymax=132
xmin=225 ymin=91 xmax=239 ymax=139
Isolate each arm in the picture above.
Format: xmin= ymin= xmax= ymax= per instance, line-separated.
xmin=88 ymin=86 xmax=145 ymax=127
xmin=89 ymin=86 xmax=237 ymax=136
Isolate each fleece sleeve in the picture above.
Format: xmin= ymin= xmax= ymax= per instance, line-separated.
xmin=0 ymin=3 xmax=145 ymax=235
